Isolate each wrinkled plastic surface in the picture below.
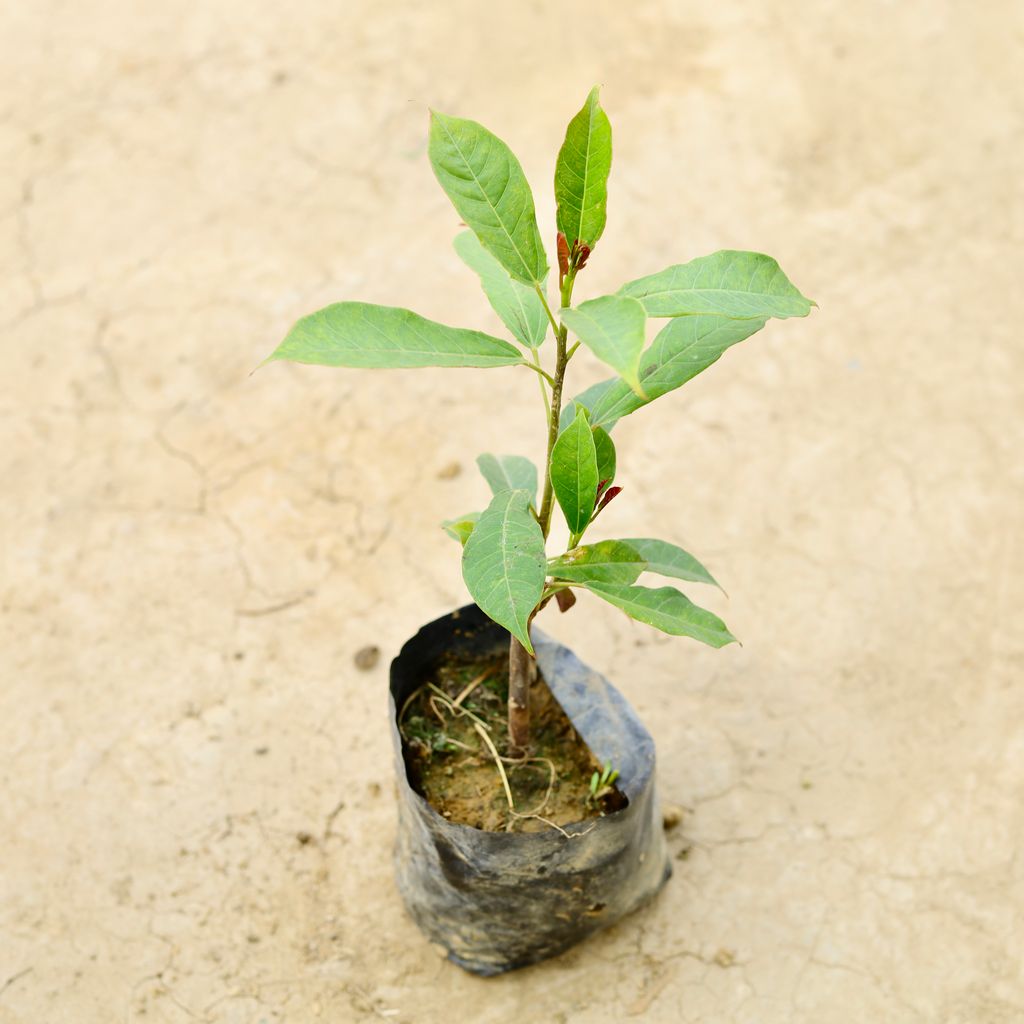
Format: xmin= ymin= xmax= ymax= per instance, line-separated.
xmin=389 ymin=604 xmax=671 ymax=976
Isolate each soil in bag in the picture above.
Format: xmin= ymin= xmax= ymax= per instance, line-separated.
xmin=398 ymin=646 xmax=627 ymax=833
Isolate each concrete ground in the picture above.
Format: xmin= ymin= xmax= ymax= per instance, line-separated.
xmin=2 ymin=2 xmax=1022 ymax=1021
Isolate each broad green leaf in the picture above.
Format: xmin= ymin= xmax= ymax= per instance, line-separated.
xmin=619 ymin=250 xmax=814 ymax=319
xmin=593 ymin=426 xmax=616 ymax=487
xmin=554 ymin=86 xmax=613 ymax=249
xmin=558 ymin=401 xmax=579 ymax=434
xmin=476 ymin=453 xmax=538 ymax=507
xmin=620 ymin=538 xmax=721 ymax=590
xmin=561 ymin=295 xmax=648 ymax=398
xmin=429 ymin=111 xmax=547 ymax=286
xmin=551 ymin=404 xmax=599 ymax=535
xmin=267 ymin=302 xmax=525 ymax=370
xmin=549 ymin=540 xmax=644 ymax=585
xmin=571 ymin=315 xmax=770 ymax=430
xmin=442 ymin=513 xmax=480 ymax=545
xmin=569 ymin=376 xmax=627 ymax=430
xmin=555 ymin=413 xmax=619 ymax=489
xmin=462 ymin=489 xmax=546 ymax=653
xmin=584 ymin=581 xmax=736 ymax=648
xmin=454 ymin=231 xmax=548 ymax=349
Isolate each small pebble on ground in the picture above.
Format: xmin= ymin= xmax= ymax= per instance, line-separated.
xmin=354 ymin=645 xmax=381 ymax=670
xmin=662 ymin=805 xmax=684 ymax=830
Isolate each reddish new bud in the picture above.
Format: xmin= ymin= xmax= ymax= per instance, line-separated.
xmin=596 ymin=485 xmax=622 ymax=512
xmin=556 ymin=232 xmax=569 ymax=281
xmin=575 ymin=244 xmax=591 ymax=271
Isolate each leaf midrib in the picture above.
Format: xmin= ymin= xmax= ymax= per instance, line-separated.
xmin=437 ymin=118 xmax=536 ymax=283
xmin=626 ymin=254 xmax=806 ymax=309
xmin=569 ymin=98 xmax=598 ymax=244
xmin=497 ymin=498 xmax=518 ymax=631
xmin=353 ymin=308 xmax=517 ymax=358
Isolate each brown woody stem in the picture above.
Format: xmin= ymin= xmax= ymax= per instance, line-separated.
xmin=508 ymin=633 xmax=535 ymax=753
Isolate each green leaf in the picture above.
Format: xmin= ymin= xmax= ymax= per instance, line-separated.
xmin=462 ymin=489 xmax=546 ymax=654
xmin=429 ymin=111 xmax=547 ymax=286
xmin=267 ymin=302 xmax=525 ymax=370
xmin=593 ymin=426 xmax=616 ymax=487
xmin=476 ymin=453 xmax=538 ymax=507
xmin=619 ymin=538 xmax=721 ymax=590
xmin=442 ymin=513 xmax=480 ymax=545
xmin=558 ymin=401 xmax=579 ymax=434
xmin=550 ymin=404 xmax=599 ymax=536
xmin=561 ymin=407 xmax=614 ymax=487
xmin=549 ymin=540 xmax=644 ymax=585
xmin=569 ymin=376 xmax=627 ymax=430
xmin=453 ymin=231 xmax=548 ymax=349
xmin=571 ymin=314 xmax=770 ymax=430
xmin=561 ymin=295 xmax=648 ymax=398
xmin=619 ymin=250 xmax=814 ymax=319
xmin=554 ymin=86 xmax=613 ymax=249
xmin=584 ymin=581 xmax=736 ymax=648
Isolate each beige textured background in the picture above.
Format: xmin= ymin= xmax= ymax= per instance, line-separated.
xmin=2 ymin=2 xmax=1023 ymax=1021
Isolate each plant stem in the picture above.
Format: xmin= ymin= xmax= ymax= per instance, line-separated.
xmin=529 ymin=346 xmax=551 ymax=420
xmin=536 ymin=269 xmax=577 ymax=539
xmin=507 ymin=633 xmax=535 ymax=753
xmin=508 ymin=273 xmax=577 ymax=753
xmin=533 ymin=283 xmax=561 ymax=337
xmin=522 ymin=360 xmax=556 ymax=387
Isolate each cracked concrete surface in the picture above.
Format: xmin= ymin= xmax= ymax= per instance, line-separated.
xmin=2 ymin=2 xmax=1022 ymax=1021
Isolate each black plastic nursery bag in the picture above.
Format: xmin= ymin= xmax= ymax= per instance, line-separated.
xmin=389 ymin=604 xmax=671 ymax=976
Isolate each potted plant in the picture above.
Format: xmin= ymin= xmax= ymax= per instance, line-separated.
xmin=263 ymin=87 xmax=814 ymax=975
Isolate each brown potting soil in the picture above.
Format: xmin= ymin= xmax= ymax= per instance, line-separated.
xmin=399 ymin=648 xmax=626 ymax=833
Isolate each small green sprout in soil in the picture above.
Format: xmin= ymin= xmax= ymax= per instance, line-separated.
xmin=587 ymin=762 xmax=621 ymax=808
xmin=264 ymin=87 xmax=814 ymax=815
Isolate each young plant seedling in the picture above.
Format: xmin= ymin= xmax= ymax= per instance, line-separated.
xmin=587 ymin=762 xmax=621 ymax=808
xmin=265 ymin=87 xmax=814 ymax=755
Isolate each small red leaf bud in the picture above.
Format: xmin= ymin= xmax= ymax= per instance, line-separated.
xmin=597 ymin=485 xmax=622 ymax=512
xmin=556 ymin=232 xmax=569 ymax=280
